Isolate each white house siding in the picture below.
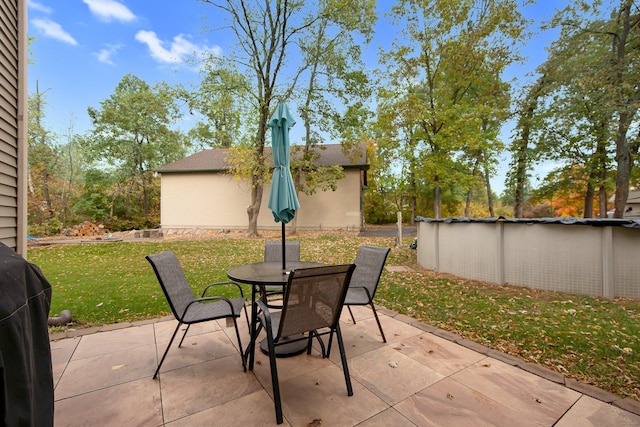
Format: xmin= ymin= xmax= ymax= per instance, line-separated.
xmin=160 ymin=169 xmax=363 ymax=230
xmin=0 ymin=0 xmax=27 ymax=255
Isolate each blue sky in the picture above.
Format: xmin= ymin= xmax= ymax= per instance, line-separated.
xmin=28 ymin=0 xmax=570 ymax=192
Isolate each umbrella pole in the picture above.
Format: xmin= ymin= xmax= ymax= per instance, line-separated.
xmin=281 ymin=222 xmax=286 ymax=271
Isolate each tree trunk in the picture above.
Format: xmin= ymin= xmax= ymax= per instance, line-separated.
xmin=599 ymin=185 xmax=608 ymax=218
xmin=464 ymin=189 xmax=471 ymax=217
xmin=410 ymin=196 xmax=416 ymax=224
xmin=247 ymin=113 xmax=268 ymax=237
xmin=42 ymin=169 xmax=53 ymax=220
xmin=613 ymin=116 xmax=632 ymax=218
xmin=584 ymin=180 xmax=594 ymax=218
xmin=434 ymin=185 xmax=442 ymax=219
xmin=484 ymin=163 xmax=495 ymax=217
xmin=611 ymin=1 xmax=635 ymax=218
xmin=247 ymin=183 xmax=263 ymax=237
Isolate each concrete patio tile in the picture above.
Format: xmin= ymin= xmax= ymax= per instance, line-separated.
xmin=153 ymin=318 xmax=223 ymax=346
xmin=159 ymin=354 xmax=262 ymax=423
xmin=393 ymin=332 xmax=486 ymax=376
xmin=340 ymin=304 xmax=376 ymax=323
xmin=349 ymin=345 xmax=444 ymax=405
xmin=350 ymin=313 xmax=421 ymax=345
xmin=276 ymin=363 xmax=388 ymax=426
xmin=450 ymin=358 xmax=581 ymax=426
xmin=216 ymin=317 xmax=253 ymax=353
xmin=250 ymin=344 xmax=335 ymax=393
xmin=54 ymin=343 xmax=157 ymax=399
xmin=155 ymin=329 xmax=243 ymax=374
xmin=327 ymin=322 xmax=387 ymax=361
xmin=394 ymin=377 xmax=541 ymax=427
xmin=70 ymin=323 xmax=155 ymax=359
xmin=165 ymin=389 xmax=287 ymax=427
xmin=356 ymin=407 xmax=417 ymax=426
xmin=50 ymin=336 xmax=80 ymax=387
xmin=54 ymin=377 xmax=162 ymax=427
xmin=556 ymin=395 xmax=640 ymax=427
xmin=330 ymin=313 xmax=422 ymax=361
xmin=46 ymin=313 xmax=640 ymax=426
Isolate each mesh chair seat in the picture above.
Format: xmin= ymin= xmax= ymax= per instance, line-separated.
xmin=181 ymin=297 xmax=246 ymax=323
xmin=343 ymin=287 xmax=371 ymax=305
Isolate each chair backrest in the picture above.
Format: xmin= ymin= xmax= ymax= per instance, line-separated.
xmin=276 ymin=264 xmax=355 ymax=340
xmin=146 ymin=251 xmax=195 ymax=321
xmin=264 ymin=240 xmax=301 ymax=262
xmin=350 ymin=246 xmax=390 ymax=298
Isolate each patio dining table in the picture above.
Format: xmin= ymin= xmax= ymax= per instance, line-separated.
xmin=227 ymin=261 xmax=325 ymax=368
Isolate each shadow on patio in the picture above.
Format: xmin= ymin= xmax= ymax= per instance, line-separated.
xmin=50 ymin=305 xmax=640 ymax=426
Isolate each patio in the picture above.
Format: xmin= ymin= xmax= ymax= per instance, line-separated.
xmin=50 ymin=305 xmax=640 ymax=426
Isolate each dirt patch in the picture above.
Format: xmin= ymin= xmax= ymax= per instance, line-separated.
xmin=27 ymin=227 xmax=363 ymax=246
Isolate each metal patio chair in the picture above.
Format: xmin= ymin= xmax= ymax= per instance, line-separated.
xmin=146 ymin=250 xmax=249 ymax=378
xmin=344 ymin=245 xmax=391 ymax=343
xmin=261 ymin=240 xmax=301 ymax=307
xmin=250 ymin=264 xmax=356 ymax=424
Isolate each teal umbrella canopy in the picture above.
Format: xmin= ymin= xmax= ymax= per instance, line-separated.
xmin=268 ymin=102 xmax=300 ymax=224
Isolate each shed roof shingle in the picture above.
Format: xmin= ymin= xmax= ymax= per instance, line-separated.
xmin=155 ymin=143 xmax=368 ymax=173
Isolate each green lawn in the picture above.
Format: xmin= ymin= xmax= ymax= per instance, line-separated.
xmin=29 ymin=232 xmax=639 ymax=401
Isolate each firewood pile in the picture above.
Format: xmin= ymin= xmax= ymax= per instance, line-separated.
xmin=63 ymin=221 xmax=108 ymax=237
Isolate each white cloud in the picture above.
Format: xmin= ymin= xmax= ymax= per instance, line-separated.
xmin=28 ymin=1 xmax=53 ymax=14
xmin=135 ymin=30 xmax=217 ymax=64
xmin=83 ymin=0 xmax=136 ymax=23
xmin=32 ymin=18 xmax=78 ymax=46
xmin=93 ymin=44 xmax=121 ymax=65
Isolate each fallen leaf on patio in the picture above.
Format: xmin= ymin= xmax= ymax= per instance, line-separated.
xmin=534 ymin=397 xmax=542 ymax=403
xmin=308 ymin=419 xmax=322 ymax=426
xmin=389 ymin=361 xmax=398 ymax=368
xmin=111 ymin=365 xmax=125 ymax=370
xmin=483 ymin=363 xmax=491 ymax=368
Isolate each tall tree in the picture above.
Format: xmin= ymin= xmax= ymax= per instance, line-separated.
xmin=201 ymin=0 xmax=376 ymax=236
xmin=85 ymin=74 xmax=187 ymax=220
xmin=548 ymin=0 xmax=640 ymax=218
xmin=291 ymin=0 xmax=376 ymax=232
xmin=517 ymin=0 xmax=640 ymax=218
xmin=201 ymin=0 xmax=309 ymax=237
xmin=28 ymin=84 xmax=60 ymax=224
xmin=183 ymin=60 xmax=250 ymax=149
xmin=381 ymin=0 xmax=527 ymax=218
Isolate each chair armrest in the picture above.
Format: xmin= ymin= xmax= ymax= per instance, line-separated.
xmin=201 ymin=281 xmax=246 ymax=298
xmin=255 ymin=299 xmax=273 ymax=329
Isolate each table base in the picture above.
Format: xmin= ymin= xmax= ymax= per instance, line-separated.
xmin=260 ymin=335 xmax=308 ymax=357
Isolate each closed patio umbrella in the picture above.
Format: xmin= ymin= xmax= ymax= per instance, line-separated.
xmin=267 ymin=102 xmax=300 ymax=270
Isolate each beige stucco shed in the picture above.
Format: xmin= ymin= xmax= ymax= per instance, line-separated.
xmin=155 ymin=143 xmax=369 ymax=231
